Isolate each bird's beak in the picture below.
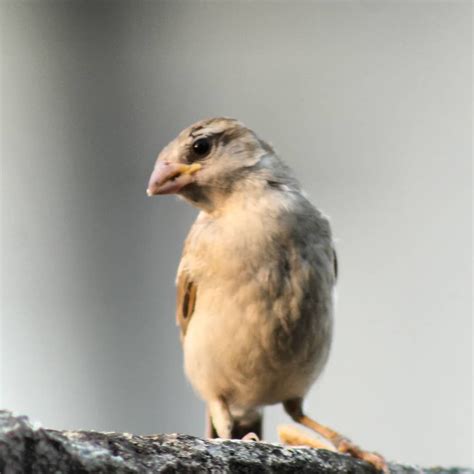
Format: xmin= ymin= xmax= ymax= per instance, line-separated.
xmin=146 ymin=161 xmax=202 ymax=196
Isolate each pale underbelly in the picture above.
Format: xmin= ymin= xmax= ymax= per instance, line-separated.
xmin=182 ymin=296 xmax=332 ymax=409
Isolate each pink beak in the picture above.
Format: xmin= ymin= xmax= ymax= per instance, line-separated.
xmin=146 ymin=161 xmax=202 ymax=196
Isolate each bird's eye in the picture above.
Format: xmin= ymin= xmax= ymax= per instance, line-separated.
xmin=192 ymin=138 xmax=211 ymax=157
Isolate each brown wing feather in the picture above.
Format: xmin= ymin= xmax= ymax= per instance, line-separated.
xmin=333 ymin=248 xmax=338 ymax=281
xmin=176 ymin=271 xmax=197 ymax=340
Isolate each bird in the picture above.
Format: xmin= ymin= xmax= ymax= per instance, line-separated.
xmin=147 ymin=117 xmax=386 ymax=471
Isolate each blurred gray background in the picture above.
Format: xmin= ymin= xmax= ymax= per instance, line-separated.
xmin=1 ymin=0 xmax=472 ymax=467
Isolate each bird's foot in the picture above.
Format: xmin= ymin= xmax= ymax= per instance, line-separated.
xmin=278 ymin=425 xmax=336 ymax=451
xmin=335 ymin=437 xmax=389 ymax=473
xmin=241 ymin=432 xmax=260 ymax=442
xmin=278 ymin=424 xmax=388 ymax=473
xmin=282 ymin=400 xmax=389 ymax=473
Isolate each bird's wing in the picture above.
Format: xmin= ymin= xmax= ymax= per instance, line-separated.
xmin=333 ymin=248 xmax=338 ymax=281
xmin=176 ymin=269 xmax=197 ymax=341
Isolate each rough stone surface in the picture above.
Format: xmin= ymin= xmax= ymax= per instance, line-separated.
xmin=0 ymin=410 xmax=471 ymax=474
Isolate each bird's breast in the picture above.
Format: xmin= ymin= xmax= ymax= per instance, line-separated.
xmin=179 ymin=202 xmax=334 ymax=408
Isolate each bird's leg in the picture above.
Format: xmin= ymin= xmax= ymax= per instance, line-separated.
xmin=283 ymin=398 xmax=388 ymax=473
xmin=208 ymin=397 xmax=233 ymax=438
xmin=205 ymin=407 xmax=218 ymax=438
xmin=207 ymin=400 xmax=262 ymax=441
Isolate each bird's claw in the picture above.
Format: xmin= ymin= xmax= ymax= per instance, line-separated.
xmin=242 ymin=432 xmax=260 ymax=442
xmin=337 ymin=439 xmax=389 ymax=473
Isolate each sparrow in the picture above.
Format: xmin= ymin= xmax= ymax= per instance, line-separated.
xmin=147 ymin=117 xmax=386 ymax=471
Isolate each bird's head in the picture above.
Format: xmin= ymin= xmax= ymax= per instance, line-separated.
xmin=146 ymin=117 xmax=280 ymax=211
